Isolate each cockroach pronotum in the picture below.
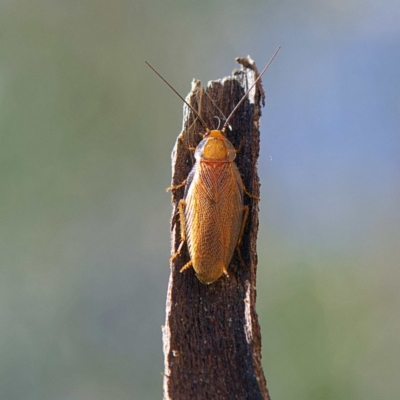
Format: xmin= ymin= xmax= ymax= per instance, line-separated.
xmin=146 ymin=48 xmax=279 ymax=284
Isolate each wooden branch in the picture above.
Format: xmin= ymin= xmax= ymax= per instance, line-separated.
xmin=163 ymin=56 xmax=270 ymax=400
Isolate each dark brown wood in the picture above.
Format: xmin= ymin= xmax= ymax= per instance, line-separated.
xmin=163 ymin=57 xmax=270 ymax=400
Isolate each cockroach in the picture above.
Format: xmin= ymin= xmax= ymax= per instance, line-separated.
xmin=146 ymin=48 xmax=279 ymax=284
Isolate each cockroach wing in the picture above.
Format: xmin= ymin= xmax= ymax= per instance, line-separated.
xmin=184 ymin=160 xmax=244 ymax=284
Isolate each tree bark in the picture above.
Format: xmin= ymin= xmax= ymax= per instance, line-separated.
xmin=163 ymin=56 xmax=270 ymax=400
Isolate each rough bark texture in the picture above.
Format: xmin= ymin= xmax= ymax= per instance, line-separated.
xmin=162 ymin=56 xmax=270 ymax=400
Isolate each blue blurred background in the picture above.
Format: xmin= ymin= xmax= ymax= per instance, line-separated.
xmin=1 ymin=1 xmax=399 ymax=399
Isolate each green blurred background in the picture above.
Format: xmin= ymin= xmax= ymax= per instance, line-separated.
xmin=1 ymin=0 xmax=399 ymax=399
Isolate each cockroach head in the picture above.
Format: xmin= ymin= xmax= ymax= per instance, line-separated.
xmin=204 ymin=130 xmax=226 ymax=139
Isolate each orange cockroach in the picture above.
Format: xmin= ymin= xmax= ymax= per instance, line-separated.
xmin=146 ymin=48 xmax=279 ymax=284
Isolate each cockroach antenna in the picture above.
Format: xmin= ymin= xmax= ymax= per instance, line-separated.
xmin=145 ymin=61 xmax=210 ymax=132
xmin=221 ymin=46 xmax=281 ymax=133
xmin=213 ymin=116 xmax=222 ymax=130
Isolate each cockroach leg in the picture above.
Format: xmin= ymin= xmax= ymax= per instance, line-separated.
xmin=236 ymin=247 xmax=247 ymax=269
xmin=235 ymin=139 xmax=244 ymax=154
xmin=166 ymin=179 xmax=187 ymax=192
xmin=180 ymin=260 xmax=193 ymax=273
xmin=243 ymin=184 xmax=260 ymax=201
xmin=170 ymin=239 xmax=185 ymax=263
xmin=236 ymin=206 xmax=249 ymax=269
xmin=178 ymin=199 xmax=187 ymax=241
xmin=178 ymin=135 xmax=196 ymax=152
xmin=237 ymin=206 xmax=249 ymax=247
xmin=170 ymin=199 xmax=187 ymax=263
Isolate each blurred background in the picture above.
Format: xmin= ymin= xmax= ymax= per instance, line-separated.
xmin=1 ymin=0 xmax=399 ymax=399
